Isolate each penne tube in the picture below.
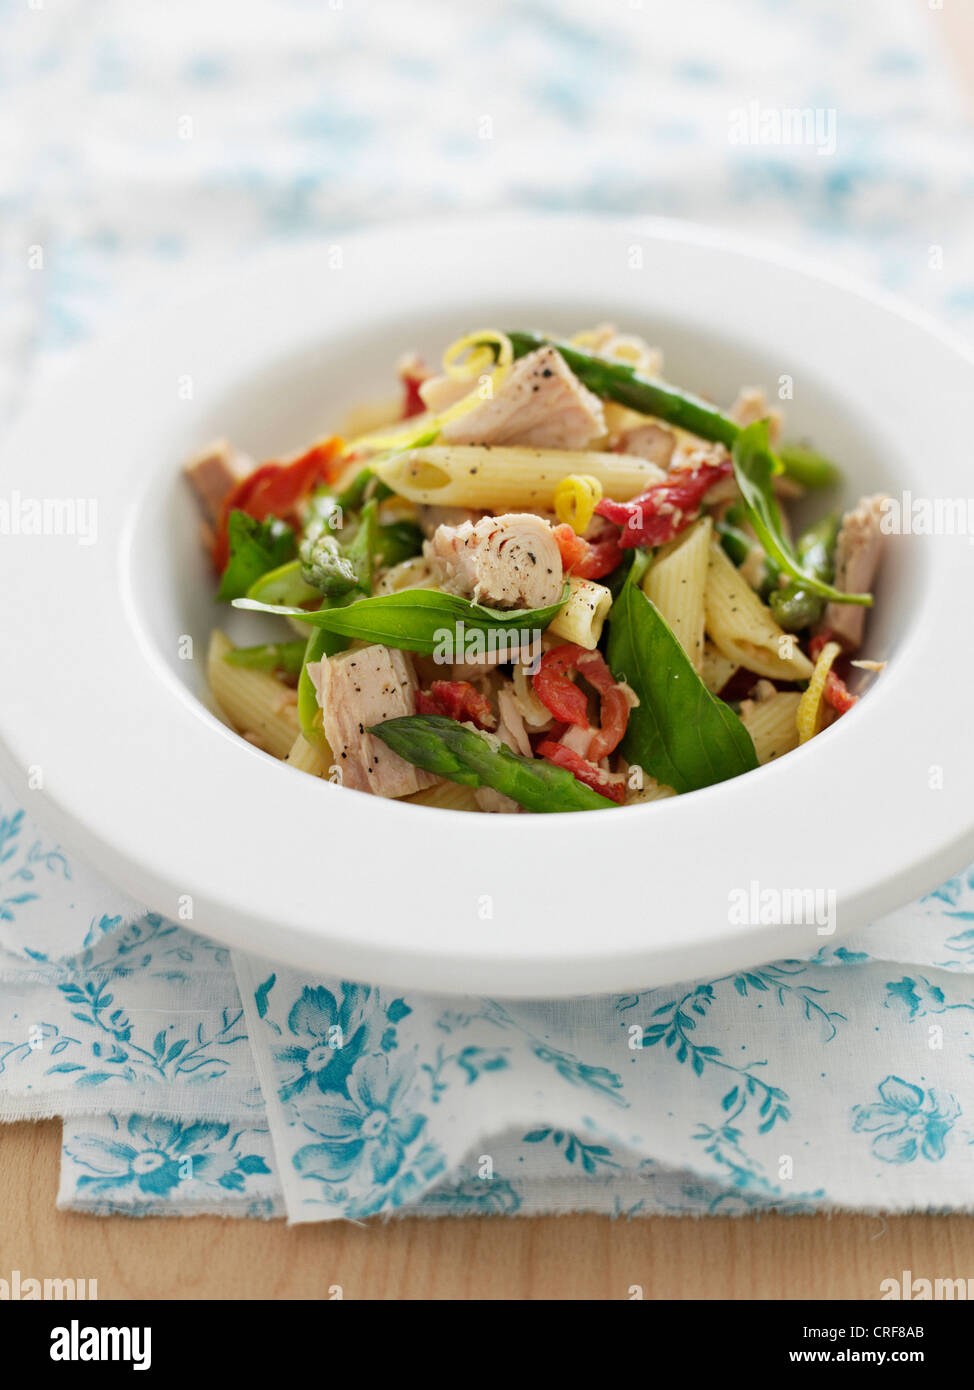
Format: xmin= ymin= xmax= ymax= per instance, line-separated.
xmin=547 ymin=575 xmax=613 ymax=650
xmin=625 ymin=773 xmax=677 ymax=805
xmin=207 ymin=630 xmax=301 ymax=759
xmin=704 ymin=542 xmax=813 ymax=682
xmin=285 ymin=731 xmax=333 ymax=776
xmin=405 ymin=780 xmax=481 ymax=811
xmin=376 ymin=446 xmax=665 ymax=510
xmin=701 ymin=640 xmax=738 ymax=695
xmin=740 ymin=692 xmax=802 ymax=764
xmin=643 ymin=517 xmax=711 ymax=672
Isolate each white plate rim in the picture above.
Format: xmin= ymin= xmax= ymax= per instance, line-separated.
xmin=1 ymin=213 xmax=972 ymax=997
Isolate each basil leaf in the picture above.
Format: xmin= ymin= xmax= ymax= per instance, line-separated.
xmin=607 ymin=556 xmax=758 ymax=794
xmin=370 ymin=715 xmax=616 ymax=812
xmin=335 ymin=467 xmax=393 ymax=511
xmin=375 ymin=520 xmax=425 ymax=569
xmin=732 ymin=422 xmax=871 ymax=607
xmin=217 ymin=511 xmax=297 ymax=601
xmin=234 ymin=583 xmax=570 ymax=656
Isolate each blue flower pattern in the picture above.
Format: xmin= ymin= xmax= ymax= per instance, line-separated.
xmin=852 ymin=1078 xmax=960 ymax=1164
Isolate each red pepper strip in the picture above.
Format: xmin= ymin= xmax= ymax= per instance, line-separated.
xmin=595 ymin=457 xmax=732 ymax=549
xmin=400 ymin=367 xmax=427 ymax=419
xmin=577 ymin=650 xmax=630 ymax=761
xmin=212 ymin=437 xmax=346 ymax=572
xmin=532 ymin=644 xmax=631 ymax=760
xmin=552 ymin=524 xmax=623 ymax=580
xmin=536 ymin=741 xmax=626 ymax=804
xmin=416 ymin=681 xmax=496 ymax=730
xmin=532 ymin=645 xmax=591 ymax=727
xmin=823 ymin=670 xmax=858 ymax=716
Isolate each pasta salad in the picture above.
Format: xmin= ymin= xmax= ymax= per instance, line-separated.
xmin=184 ymin=327 xmax=886 ymax=813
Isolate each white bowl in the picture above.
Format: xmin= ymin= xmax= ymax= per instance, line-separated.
xmin=1 ymin=216 xmax=972 ymax=997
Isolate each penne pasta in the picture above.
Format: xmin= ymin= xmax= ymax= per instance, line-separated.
xmin=547 ymin=575 xmax=613 ymax=650
xmin=207 ymin=630 xmax=301 ymax=759
xmin=739 ymin=692 xmax=802 ymax=765
xmin=643 ymin=517 xmax=712 ymax=672
xmin=285 ymin=731 xmax=333 ymax=776
xmin=625 ymin=773 xmax=677 ymax=804
xmin=405 ymin=780 xmax=480 ymax=811
xmin=376 ymin=445 xmax=665 ymax=510
xmin=701 ymin=640 xmax=739 ymax=695
xmin=704 ymin=542 xmax=814 ymax=682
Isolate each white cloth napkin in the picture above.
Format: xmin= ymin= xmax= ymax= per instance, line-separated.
xmin=3 ymin=0 xmax=974 ymax=1219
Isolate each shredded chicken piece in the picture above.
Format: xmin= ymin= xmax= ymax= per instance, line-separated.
xmin=440 ymin=346 xmax=606 ymax=450
xmin=426 ymin=512 xmax=564 ymax=611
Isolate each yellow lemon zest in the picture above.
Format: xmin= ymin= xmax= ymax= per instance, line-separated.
xmin=797 ymin=640 xmax=841 ymax=744
xmin=345 ymin=331 xmax=512 ymax=457
xmin=554 ymin=474 xmax=604 ymax=534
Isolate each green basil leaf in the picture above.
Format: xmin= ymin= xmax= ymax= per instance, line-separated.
xmin=607 ymin=557 xmax=758 ymax=794
xmin=217 ymin=511 xmax=297 ymax=601
xmin=234 ymin=583 xmax=570 ymax=656
xmin=375 ymin=520 xmax=425 ymax=569
xmin=732 ymin=422 xmax=871 ymax=607
xmin=369 ymin=715 xmax=616 ymax=812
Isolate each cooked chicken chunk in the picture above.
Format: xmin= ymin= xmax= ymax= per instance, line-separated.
xmin=440 ymin=346 xmax=605 ymax=450
xmin=415 ymin=504 xmax=486 ymax=539
xmin=729 ymin=387 xmax=782 ymax=445
xmin=615 ymin=422 xmax=676 ymax=468
xmin=425 ymin=512 xmax=564 ymax=611
xmin=183 ymin=439 xmax=250 ymax=522
xmin=822 ymin=494 xmax=887 ymax=650
xmin=475 ymin=687 xmax=529 ymax=814
xmin=308 ymin=645 xmax=437 ymax=797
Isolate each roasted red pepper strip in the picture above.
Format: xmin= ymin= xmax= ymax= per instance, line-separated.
xmin=416 ymin=680 xmax=496 ymax=730
xmin=536 ymin=740 xmax=626 ymax=804
xmin=532 ymin=645 xmax=590 ymax=727
xmin=400 ymin=363 xmax=427 ymax=419
xmin=595 ymin=457 xmax=732 ymax=549
xmin=212 ymin=436 xmax=346 ymax=572
xmin=574 ymin=648 xmax=630 ymax=761
xmin=823 ymin=670 xmax=858 ymax=715
xmin=532 ymin=644 xmax=631 ymax=760
xmin=552 ymin=523 xmax=623 ymax=580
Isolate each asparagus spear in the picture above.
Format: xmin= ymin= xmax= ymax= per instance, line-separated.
xmin=769 ymin=511 xmax=839 ymax=632
xmin=224 ymin=641 xmax=307 ymax=677
xmin=504 ymin=332 xmax=838 ymax=488
xmin=369 ymin=715 xmax=617 ymax=812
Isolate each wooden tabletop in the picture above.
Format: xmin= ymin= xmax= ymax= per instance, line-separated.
xmin=4 ymin=4 xmax=974 ymax=1300
xmin=3 ymin=1120 xmax=974 ymax=1299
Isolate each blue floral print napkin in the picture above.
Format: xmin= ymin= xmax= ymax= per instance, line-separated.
xmin=4 ymin=0 xmax=974 ymax=1218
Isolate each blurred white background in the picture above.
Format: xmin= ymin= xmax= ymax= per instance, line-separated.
xmin=3 ymin=0 xmax=974 ymax=417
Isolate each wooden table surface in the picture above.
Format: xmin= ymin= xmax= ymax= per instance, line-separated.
xmin=4 ymin=4 xmax=974 ymax=1301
